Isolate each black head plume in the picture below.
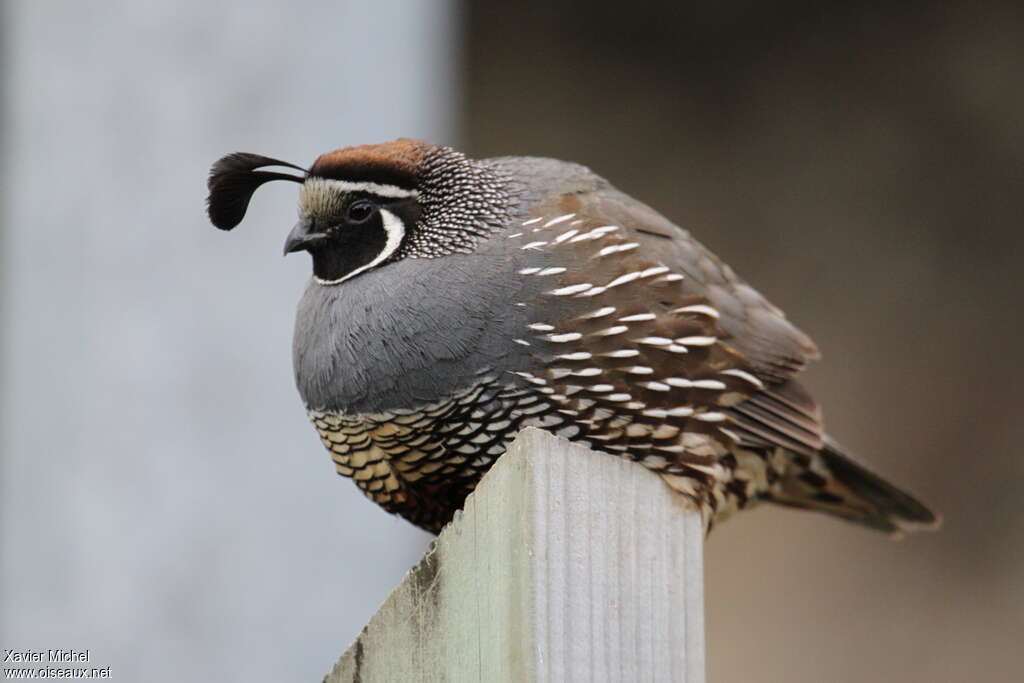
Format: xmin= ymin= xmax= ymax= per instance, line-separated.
xmin=206 ymin=153 xmax=306 ymax=230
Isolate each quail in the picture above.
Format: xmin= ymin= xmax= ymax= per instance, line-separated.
xmin=206 ymin=139 xmax=938 ymax=535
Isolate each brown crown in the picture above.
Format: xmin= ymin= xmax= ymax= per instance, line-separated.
xmin=308 ymin=138 xmax=429 ymax=189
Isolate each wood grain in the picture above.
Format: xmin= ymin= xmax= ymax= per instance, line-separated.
xmin=325 ymin=427 xmax=705 ymax=683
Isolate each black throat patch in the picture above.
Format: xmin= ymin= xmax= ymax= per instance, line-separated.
xmin=311 ymin=216 xmax=389 ymax=282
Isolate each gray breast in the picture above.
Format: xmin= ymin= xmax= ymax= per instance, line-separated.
xmin=291 ymin=229 xmax=572 ymax=415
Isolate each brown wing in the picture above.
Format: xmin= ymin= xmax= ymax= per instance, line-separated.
xmin=511 ymin=188 xmax=824 ymax=462
xmin=573 ymin=188 xmax=821 ymax=379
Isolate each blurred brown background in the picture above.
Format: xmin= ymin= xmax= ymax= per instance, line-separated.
xmin=463 ymin=2 xmax=1022 ymax=681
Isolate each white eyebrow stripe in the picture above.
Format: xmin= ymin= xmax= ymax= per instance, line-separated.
xmin=310 ymin=178 xmax=419 ymax=198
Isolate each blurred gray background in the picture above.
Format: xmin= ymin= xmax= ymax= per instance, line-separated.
xmin=2 ymin=1 xmax=1021 ymax=681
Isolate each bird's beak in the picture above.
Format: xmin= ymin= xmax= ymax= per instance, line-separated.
xmin=283 ymin=219 xmax=326 ymax=255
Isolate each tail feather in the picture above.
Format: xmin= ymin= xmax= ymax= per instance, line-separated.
xmin=772 ymin=437 xmax=940 ymax=536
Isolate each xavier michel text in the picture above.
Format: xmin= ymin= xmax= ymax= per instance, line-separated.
xmin=4 ymin=649 xmax=91 ymax=664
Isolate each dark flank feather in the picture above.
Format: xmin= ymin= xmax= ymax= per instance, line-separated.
xmin=206 ymin=153 xmax=305 ymax=230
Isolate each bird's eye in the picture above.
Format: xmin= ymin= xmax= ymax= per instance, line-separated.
xmin=347 ymin=200 xmax=375 ymax=223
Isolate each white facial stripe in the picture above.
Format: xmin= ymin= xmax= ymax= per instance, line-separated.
xmin=299 ymin=178 xmax=418 ymax=218
xmin=312 ymin=178 xmax=418 ymax=198
xmin=314 ymin=208 xmax=406 ymax=286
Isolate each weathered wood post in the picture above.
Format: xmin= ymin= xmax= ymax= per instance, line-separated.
xmin=324 ymin=427 xmax=705 ymax=683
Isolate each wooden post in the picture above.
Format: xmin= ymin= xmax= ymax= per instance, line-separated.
xmin=324 ymin=427 xmax=705 ymax=683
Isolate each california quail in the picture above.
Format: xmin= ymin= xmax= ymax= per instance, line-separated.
xmin=207 ymin=139 xmax=938 ymax=535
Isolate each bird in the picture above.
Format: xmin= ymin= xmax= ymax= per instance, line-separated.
xmin=206 ymin=139 xmax=939 ymax=536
